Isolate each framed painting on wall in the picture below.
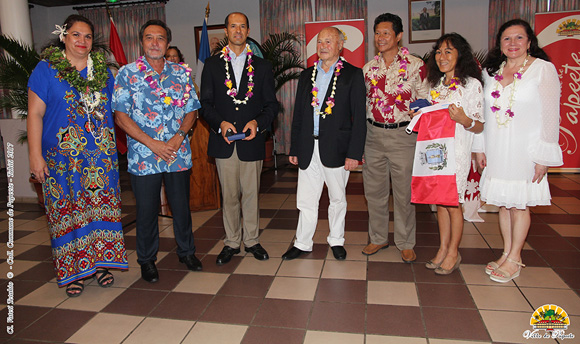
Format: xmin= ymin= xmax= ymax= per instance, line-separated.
xmin=408 ymin=0 xmax=445 ymax=43
xmin=194 ymin=24 xmax=226 ymax=58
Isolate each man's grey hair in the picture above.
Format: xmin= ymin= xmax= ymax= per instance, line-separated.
xmin=335 ymin=27 xmax=346 ymax=42
xmin=323 ymin=26 xmax=345 ymax=42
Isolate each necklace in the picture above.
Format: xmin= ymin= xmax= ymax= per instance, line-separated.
xmin=136 ymin=57 xmax=192 ymax=107
xmin=431 ymin=76 xmax=459 ymax=100
xmin=42 ymin=46 xmax=108 ymax=121
xmin=221 ymin=44 xmax=254 ymax=105
xmin=311 ymin=57 xmax=344 ymax=119
xmin=42 ymin=46 xmax=109 ymax=139
xmin=490 ymin=55 xmax=529 ymax=128
xmin=369 ymin=47 xmax=409 ymax=121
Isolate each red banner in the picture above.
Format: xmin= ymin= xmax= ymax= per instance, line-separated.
xmin=305 ymin=19 xmax=365 ymax=68
xmin=109 ymin=18 xmax=128 ymax=67
xmin=536 ymin=11 xmax=580 ymax=170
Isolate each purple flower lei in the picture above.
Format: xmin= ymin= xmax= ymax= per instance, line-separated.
xmin=136 ymin=56 xmax=191 ymax=107
xmin=221 ymin=45 xmax=255 ymax=104
xmin=491 ymin=56 xmax=529 ymax=127
xmin=311 ymin=57 xmax=344 ymax=118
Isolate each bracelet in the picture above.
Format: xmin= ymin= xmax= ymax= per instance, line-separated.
xmin=466 ymin=119 xmax=475 ymax=130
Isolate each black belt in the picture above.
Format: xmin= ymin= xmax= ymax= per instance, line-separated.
xmin=367 ymin=119 xmax=410 ymax=129
xmin=313 ymin=135 xmax=319 ymax=140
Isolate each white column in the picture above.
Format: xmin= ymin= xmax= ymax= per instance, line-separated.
xmin=0 ymin=0 xmax=33 ymax=45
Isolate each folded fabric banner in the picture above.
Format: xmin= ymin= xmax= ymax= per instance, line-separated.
xmin=463 ymin=159 xmax=484 ymax=222
xmin=410 ymin=103 xmax=458 ymax=206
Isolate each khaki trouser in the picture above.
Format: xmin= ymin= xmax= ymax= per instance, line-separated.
xmin=362 ymin=122 xmax=416 ymax=250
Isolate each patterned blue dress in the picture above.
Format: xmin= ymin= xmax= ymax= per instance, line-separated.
xmin=28 ymin=60 xmax=128 ymax=286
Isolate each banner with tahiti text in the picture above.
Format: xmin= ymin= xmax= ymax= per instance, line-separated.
xmin=305 ymin=19 xmax=366 ymax=68
xmin=536 ymin=11 xmax=580 ymax=171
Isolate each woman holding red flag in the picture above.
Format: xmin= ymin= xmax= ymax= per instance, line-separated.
xmin=416 ymin=33 xmax=484 ymax=274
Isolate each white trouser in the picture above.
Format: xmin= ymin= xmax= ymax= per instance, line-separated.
xmin=294 ymin=140 xmax=350 ymax=251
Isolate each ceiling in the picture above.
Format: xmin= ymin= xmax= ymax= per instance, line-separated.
xmin=29 ymin=0 xmax=121 ymax=8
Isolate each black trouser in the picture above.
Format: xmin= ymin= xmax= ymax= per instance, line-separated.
xmin=130 ymin=170 xmax=195 ymax=265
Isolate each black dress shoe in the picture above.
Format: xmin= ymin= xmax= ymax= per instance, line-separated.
xmin=216 ymin=246 xmax=240 ymax=265
xmin=244 ymin=244 xmax=269 ymax=260
xmin=282 ymin=246 xmax=306 ymax=260
xmin=140 ymin=261 xmax=159 ymax=283
xmin=179 ymin=254 xmax=203 ymax=271
xmin=331 ymin=246 xmax=347 ymax=260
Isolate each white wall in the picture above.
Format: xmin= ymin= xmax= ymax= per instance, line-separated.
xmin=28 ymin=0 xmax=489 ymax=62
xmin=30 ymin=4 xmax=75 ymax=51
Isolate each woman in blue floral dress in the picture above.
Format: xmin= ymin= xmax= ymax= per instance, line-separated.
xmin=27 ymin=15 xmax=128 ymax=297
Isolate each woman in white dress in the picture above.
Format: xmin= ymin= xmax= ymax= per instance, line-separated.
xmin=419 ymin=33 xmax=484 ymax=274
xmin=474 ymin=19 xmax=562 ymax=283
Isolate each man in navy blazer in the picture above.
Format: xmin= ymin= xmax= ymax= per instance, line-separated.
xmin=200 ymin=12 xmax=278 ymax=265
xmin=282 ymin=27 xmax=366 ymax=261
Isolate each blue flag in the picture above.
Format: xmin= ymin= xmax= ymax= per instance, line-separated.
xmin=195 ymin=17 xmax=211 ymax=86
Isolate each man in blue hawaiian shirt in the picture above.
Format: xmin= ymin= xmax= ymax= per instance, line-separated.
xmin=113 ymin=20 xmax=202 ymax=283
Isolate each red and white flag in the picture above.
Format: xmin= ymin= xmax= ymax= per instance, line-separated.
xmin=408 ymin=103 xmax=458 ymax=206
xmin=109 ymin=17 xmax=128 ymax=154
xmin=109 ymin=17 xmax=128 ymax=66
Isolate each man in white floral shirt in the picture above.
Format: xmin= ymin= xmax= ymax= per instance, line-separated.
xmin=361 ymin=13 xmax=429 ymax=263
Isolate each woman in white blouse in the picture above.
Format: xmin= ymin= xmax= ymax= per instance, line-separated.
xmin=474 ymin=19 xmax=562 ymax=283
xmin=421 ymin=33 xmax=484 ymax=275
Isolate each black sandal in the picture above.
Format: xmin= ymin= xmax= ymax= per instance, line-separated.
xmin=94 ymin=268 xmax=114 ymax=288
xmin=66 ymin=280 xmax=84 ymax=297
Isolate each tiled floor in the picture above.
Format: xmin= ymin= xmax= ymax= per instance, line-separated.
xmin=1 ymin=157 xmax=580 ymax=343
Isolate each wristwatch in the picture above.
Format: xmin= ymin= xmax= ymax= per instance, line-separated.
xmin=177 ymin=130 xmax=187 ymax=138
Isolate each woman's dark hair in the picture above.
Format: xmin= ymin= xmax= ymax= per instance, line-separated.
xmin=426 ymin=32 xmax=482 ymax=87
xmin=46 ymin=15 xmax=95 ymax=50
xmin=373 ymin=13 xmax=403 ymax=35
xmin=166 ymin=46 xmax=184 ymax=62
xmin=483 ymin=19 xmax=550 ymax=75
xmin=139 ymin=19 xmax=172 ymax=43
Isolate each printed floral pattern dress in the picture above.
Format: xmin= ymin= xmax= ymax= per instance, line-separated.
xmin=28 ymin=60 xmax=128 ymax=286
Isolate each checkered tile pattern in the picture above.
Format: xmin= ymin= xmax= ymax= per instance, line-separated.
xmin=1 ymin=156 xmax=579 ymax=343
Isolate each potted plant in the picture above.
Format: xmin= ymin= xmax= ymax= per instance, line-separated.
xmin=0 ymin=35 xmax=42 ymax=204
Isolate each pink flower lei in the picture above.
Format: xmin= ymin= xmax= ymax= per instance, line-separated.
xmin=490 ymin=55 xmax=529 ymax=128
xmin=136 ymin=56 xmax=192 ymax=107
xmin=311 ymin=57 xmax=344 ymax=119
xmin=369 ymin=47 xmax=409 ymax=121
xmin=221 ymin=44 xmax=254 ymax=105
